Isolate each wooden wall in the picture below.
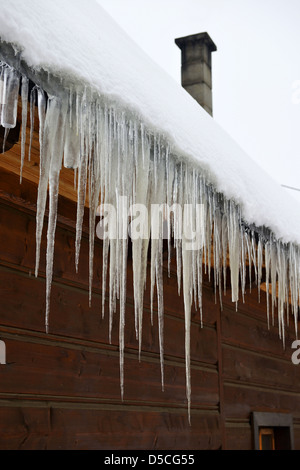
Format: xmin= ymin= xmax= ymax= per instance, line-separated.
xmin=0 ymin=102 xmax=300 ymax=449
xmin=1 ymin=166 xmax=300 ymax=450
xmin=221 ymin=290 xmax=300 ymax=449
xmin=0 ymin=167 xmax=222 ymax=449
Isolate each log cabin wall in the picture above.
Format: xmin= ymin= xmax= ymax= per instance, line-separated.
xmin=0 ymin=97 xmax=299 ymax=450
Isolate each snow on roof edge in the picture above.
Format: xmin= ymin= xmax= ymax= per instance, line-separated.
xmin=0 ymin=0 xmax=299 ymax=246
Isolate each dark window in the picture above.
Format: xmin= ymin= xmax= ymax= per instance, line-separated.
xmin=252 ymin=412 xmax=294 ymax=450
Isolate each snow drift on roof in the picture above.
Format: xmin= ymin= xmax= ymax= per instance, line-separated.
xmin=0 ymin=0 xmax=299 ymax=243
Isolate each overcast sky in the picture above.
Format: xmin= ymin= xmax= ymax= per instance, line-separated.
xmin=96 ymin=0 xmax=300 ymax=203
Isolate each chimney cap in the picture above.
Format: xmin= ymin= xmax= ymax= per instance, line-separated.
xmin=175 ymin=32 xmax=217 ymax=52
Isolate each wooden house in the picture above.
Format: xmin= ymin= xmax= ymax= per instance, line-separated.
xmin=0 ymin=0 xmax=299 ymax=450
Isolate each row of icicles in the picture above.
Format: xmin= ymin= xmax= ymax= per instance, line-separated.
xmin=1 ymin=60 xmax=300 ymax=423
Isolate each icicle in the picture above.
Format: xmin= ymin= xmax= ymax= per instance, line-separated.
xmin=228 ymin=201 xmax=240 ymax=304
xmin=270 ymin=240 xmax=277 ymax=327
xmin=277 ymin=243 xmax=285 ymax=345
xmin=257 ymin=236 xmax=263 ymax=303
xmin=45 ymin=97 xmax=67 ymax=332
xmin=85 ymin=103 xmax=99 ymax=308
xmin=175 ymin=164 xmax=183 ymax=296
xmin=35 ymin=95 xmax=60 ymax=278
xmin=0 ymin=65 xmax=20 ymax=153
xmin=222 ymin=213 xmax=228 ymax=295
xmin=1 ymin=65 xmax=19 ymax=129
xmin=75 ymin=131 xmax=88 ymax=271
xmin=265 ymin=241 xmax=271 ymax=329
xmin=165 ymin=145 xmax=173 ymax=278
xmin=88 ymin=158 xmax=97 ymax=308
xmin=251 ymin=231 xmax=258 ymax=285
xmin=214 ymin=208 xmax=223 ymax=311
xmin=244 ymin=231 xmax=252 ymax=293
xmin=239 ymin=226 xmax=246 ymax=304
xmin=37 ymin=87 xmax=46 ymax=161
xmin=197 ymin=248 xmax=204 ymax=324
xmin=0 ymin=63 xmax=4 ymax=120
xmin=64 ymin=108 xmax=80 ymax=169
xmin=20 ymin=75 xmax=29 ymax=183
xmin=149 ymin=161 xmax=166 ymax=388
xmin=150 ymin=238 xmax=156 ymax=327
xmin=131 ymin=141 xmax=150 ymax=360
xmin=108 ymin=239 xmax=117 ymax=343
xmin=28 ymin=86 xmax=37 ymax=162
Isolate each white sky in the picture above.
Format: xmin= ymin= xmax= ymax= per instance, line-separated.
xmin=96 ymin=0 xmax=300 ymax=203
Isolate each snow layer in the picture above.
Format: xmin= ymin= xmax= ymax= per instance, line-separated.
xmin=0 ymin=0 xmax=299 ymax=244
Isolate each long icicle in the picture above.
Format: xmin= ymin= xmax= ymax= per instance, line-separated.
xmin=45 ymin=98 xmax=67 ymax=332
xmin=20 ymin=75 xmax=29 ymax=183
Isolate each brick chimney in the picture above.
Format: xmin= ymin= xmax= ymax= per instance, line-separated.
xmin=175 ymin=32 xmax=217 ymax=116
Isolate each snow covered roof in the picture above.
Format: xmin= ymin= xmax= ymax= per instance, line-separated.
xmin=0 ymin=0 xmax=300 ymax=421
xmin=1 ymin=0 xmax=300 ymax=243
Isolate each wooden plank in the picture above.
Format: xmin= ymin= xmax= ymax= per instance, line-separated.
xmin=0 ymin=267 xmax=218 ymax=365
xmin=0 ymin=405 xmax=221 ymax=450
xmin=222 ymin=345 xmax=299 ymax=391
xmin=220 ymin=304 xmax=296 ymax=358
xmin=224 ymin=421 xmax=252 ymax=450
xmin=223 ymin=382 xmax=300 ymax=420
xmin=0 ymin=337 xmax=219 ymax=408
